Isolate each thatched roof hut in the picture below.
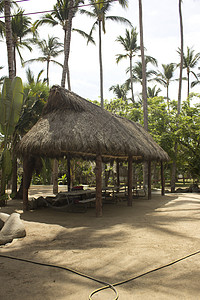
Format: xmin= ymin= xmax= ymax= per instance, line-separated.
xmin=18 ymin=85 xmax=168 ymax=161
xmin=18 ymin=85 xmax=169 ymax=216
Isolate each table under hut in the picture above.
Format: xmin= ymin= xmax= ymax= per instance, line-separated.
xmin=17 ymin=85 xmax=169 ymax=217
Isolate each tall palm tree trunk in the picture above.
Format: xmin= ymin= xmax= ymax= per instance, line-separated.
xmin=59 ymin=1 xmax=74 ymax=195
xmin=61 ymin=25 xmax=72 ymax=89
xmin=13 ymin=45 xmax=17 ymax=76
xmin=61 ymin=3 xmax=73 ymax=90
xmin=99 ymin=20 xmax=104 ymax=109
xmin=47 ymin=60 xmax=50 ymax=86
xmin=4 ymin=0 xmax=18 ymax=195
xmin=138 ymin=0 xmax=148 ymax=131
xmin=171 ymin=0 xmax=184 ymax=192
xmin=130 ymin=55 xmax=135 ymax=103
xmin=4 ymin=0 xmax=14 ymax=79
xmin=138 ymin=0 xmax=148 ymax=190
xmin=166 ymin=84 xmax=170 ymax=111
xmin=187 ymin=69 xmax=190 ymax=99
xmin=177 ymin=0 xmax=183 ymax=115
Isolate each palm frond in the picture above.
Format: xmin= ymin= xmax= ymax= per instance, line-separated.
xmin=106 ymin=16 xmax=132 ymax=27
xmin=72 ymin=28 xmax=96 ymax=44
xmin=79 ymin=9 xmax=96 ymax=18
xmin=34 ymin=14 xmax=58 ymax=29
xmin=50 ymin=60 xmax=63 ymax=68
xmin=116 ymin=53 xmax=128 ymax=64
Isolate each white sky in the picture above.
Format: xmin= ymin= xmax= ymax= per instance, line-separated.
xmin=1 ymin=0 xmax=200 ymax=103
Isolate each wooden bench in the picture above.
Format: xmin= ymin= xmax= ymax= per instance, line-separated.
xmin=74 ymin=198 xmax=96 ymax=212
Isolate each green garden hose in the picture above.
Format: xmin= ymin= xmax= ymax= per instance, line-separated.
xmin=1 ymin=250 xmax=200 ymax=300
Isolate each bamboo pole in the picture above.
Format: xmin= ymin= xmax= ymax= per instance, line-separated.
xmin=96 ymin=155 xmax=102 ymax=217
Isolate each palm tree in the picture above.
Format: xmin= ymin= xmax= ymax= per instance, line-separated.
xmin=25 ymin=67 xmax=47 ymax=85
xmin=191 ymin=67 xmax=200 ymax=88
xmin=126 ymin=56 xmax=158 ymax=88
xmin=178 ymin=46 xmax=200 ymax=98
xmin=147 ymin=85 xmax=161 ymax=98
xmin=11 ymin=9 xmax=33 ymax=75
xmin=1 ymin=8 xmax=33 ymax=76
xmin=34 ymin=0 xmax=94 ymax=90
xmin=80 ymin=0 xmax=131 ymax=108
xmin=24 ymin=36 xmax=64 ymax=86
xmin=0 ymin=66 xmax=5 ymax=85
xmin=155 ymin=63 xmax=176 ymax=109
xmin=109 ymin=83 xmax=128 ymax=102
xmin=116 ymin=27 xmax=140 ymax=103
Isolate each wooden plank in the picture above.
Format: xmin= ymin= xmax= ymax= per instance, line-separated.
xmin=79 ymin=198 xmax=96 ymax=204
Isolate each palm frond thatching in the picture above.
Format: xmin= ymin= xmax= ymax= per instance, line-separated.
xmin=17 ymin=85 xmax=169 ymax=162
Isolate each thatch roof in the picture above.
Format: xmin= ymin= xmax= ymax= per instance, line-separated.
xmin=17 ymin=85 xmax=169 ymax=162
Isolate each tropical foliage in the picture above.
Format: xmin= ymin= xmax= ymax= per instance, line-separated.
xmin=1 ymin=0 xmax=200 ymax=199
xmin=0 ymin=77 xmax=23 ymax=202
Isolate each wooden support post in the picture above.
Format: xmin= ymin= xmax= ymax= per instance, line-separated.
xmin=52 ymin=159 xmax=58 ymax=194
xmin=128 ymin=156 xmax=133 ymax=206
xmin=67 ymin=153 xmax=71 ymax=192
xmin=116 ymin=159 xmax=120 ymax=188
xmin=96 ymin=155 xmax=102 ymax=217
xmin=23 ymin=157 xmax=29 ymax=211
xmin=148 ymin=160 xmax=151 ymax=200
xmin=161 ymin=161 xmax=165 ymax=196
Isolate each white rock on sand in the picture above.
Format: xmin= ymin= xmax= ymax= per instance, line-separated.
xmin=0 ymin=212 xmax=26 ymax=245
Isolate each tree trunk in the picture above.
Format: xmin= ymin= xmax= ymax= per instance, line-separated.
xmin=12 ymin=155 xmax=17 ymax=194
xmin=177 ymin=0 xmax=184 ymax=115
xmin=99 ymin=20 xmax=104 ymax=109
xmin=166 ymin=85 xmax=170 ymax=111
xmin=13 ymin=45 xmax=16 ymax=76
xmin=0 ymin=173 xmax=6 ymax=199
xmin=171 ymin=0 xmax=183 ymax=192
xmin=61 ymin=3 xmax=73 ymax=90
xmin=130 ymin=55 xmax=135 ymax=103
xmin=138 ymin=0 xmax=148 ymax=132
xmin=4 ymin=0 xmax=14 ymax=80
xmin=47 ymin=60 xmax=50 ymax=86
xmin=139 ymin=0 xmax=149 ymax=189
xmin=171 ymin=142 xmax=177 ymax=192
xmin=187 ymin=69 xmax=190 ymax=99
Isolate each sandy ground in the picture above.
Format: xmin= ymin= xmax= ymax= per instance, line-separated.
xmin=0 ymin=186 xmax=200 ymax=300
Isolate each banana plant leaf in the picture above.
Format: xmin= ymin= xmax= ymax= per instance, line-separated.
xmin=1 ymin=148 xmax=12 ymax=177
xmin=0 ymin=77 xmax=23 ymax=136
